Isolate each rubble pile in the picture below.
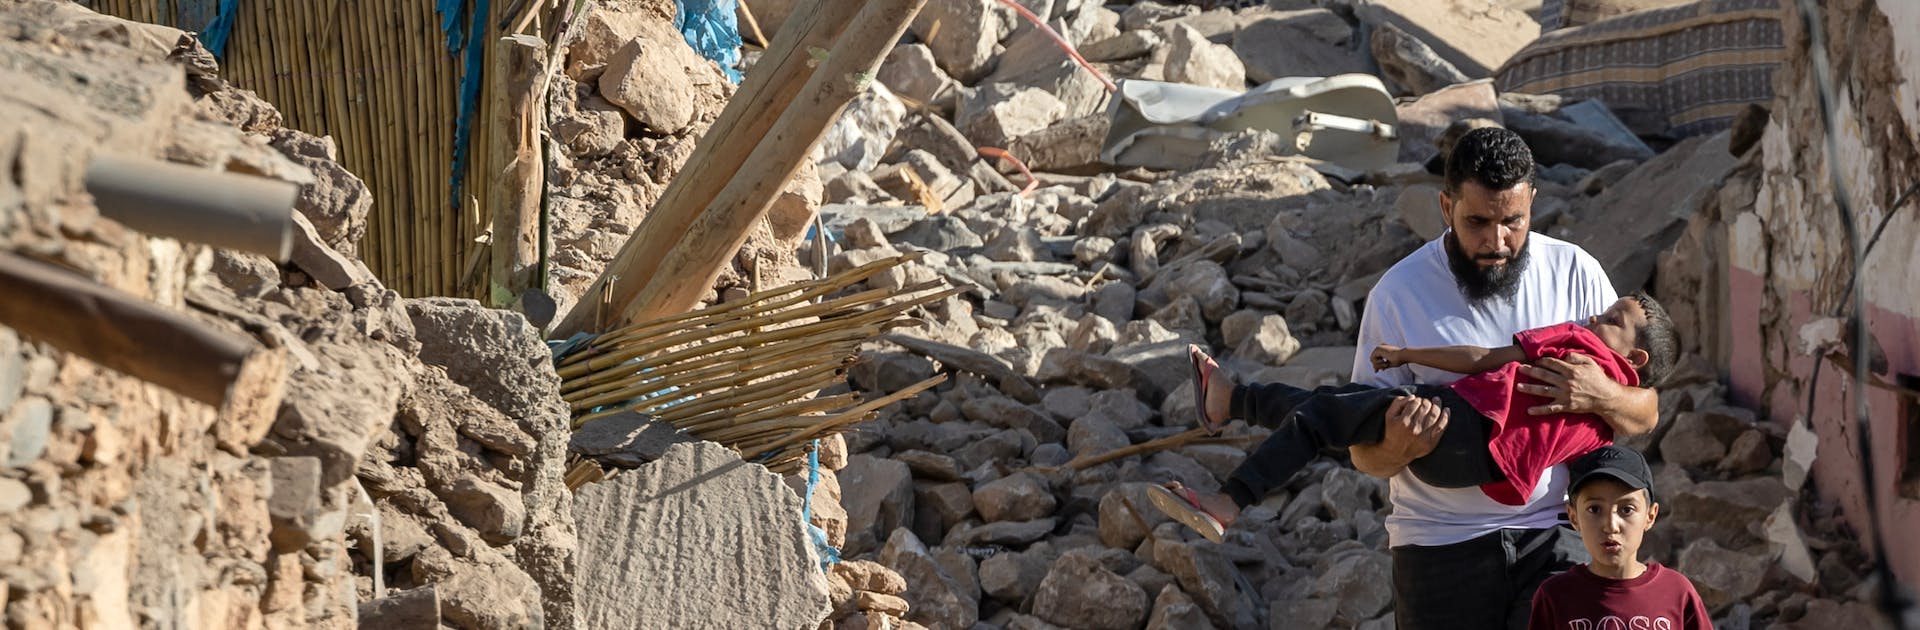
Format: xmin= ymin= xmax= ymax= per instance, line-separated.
xmin=540 ymin=0 xmax=820 ymax=323
xmin=0 ymin=3 xmax=574 ymax=627
xmin=779 ymin=1 xmax=1889 ymax=629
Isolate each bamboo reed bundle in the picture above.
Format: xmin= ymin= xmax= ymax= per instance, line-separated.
xmin=560 ymin=279 xmax=944 ymax=377
xmin=558 ymin=285 xmax=956 ymax=382
xmin=565 ymin=340 xmax=849 ymax=410
xmin=561 ymin=327 xmax=862 ymax=403
xmin=566 ymin=251 xmax=925 ymax=358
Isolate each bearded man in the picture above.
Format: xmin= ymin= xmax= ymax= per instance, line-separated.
xmin=1348 ymin=127 xmax=1660 ymax=629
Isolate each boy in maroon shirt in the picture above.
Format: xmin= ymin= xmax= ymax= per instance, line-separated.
xmin=1149 ymin=293 xmax=1677 ymax=541
xmin=1528 ymin=445 xmax=1712 ymax=629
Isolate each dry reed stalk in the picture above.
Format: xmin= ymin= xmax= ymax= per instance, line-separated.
xmin=558 ymin=290 xmax=946 ymax=380
xmin=565 ymin=280 xmax=941 ymax=373
xmin=561 ymin=325 xmax=863 ymax=398
xmin=576 ymin=353 xmax=849 ymax=414
xmin=580 ymin=275 xmax=933 ymax=355
xmin=1054 ymin=428 xmax=1213 ymax=472
xmin=649 ymin=365 xmax=847 ymax=424
xmin=672 ymin=391 xmax=860 ymax=436
xmin=372 ymin=4 xmax=409 ymax=295
xmin=565 ymin=343 xmax=846 ymax=410
xmin=575 ymin=366 xmax=845 ymax=426
xmin=736 ymin=0 xmax=771 ymax=47
xmin=561 ymin=319 xmax=880 ymax=392
xmin=293 ymin=3 xmax=319 ymax=131
xmin=737 ymin=374 xmax=946 ymax=460
xmin=572 ymin=252 xmax=925 ymax=356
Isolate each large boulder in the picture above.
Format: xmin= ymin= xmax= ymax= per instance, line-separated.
xmin=1032 ymin=550 xmax=1152 ymax=630
xmin=572 ymin=441 xmax=831 ymax=628
xmin=597 ymin=27 xmax=724 ymax=135
xmin=1164 ymin=24 xmax=1244 ymax=90
xmin=840 ymin=455 xmax=917 ymax=556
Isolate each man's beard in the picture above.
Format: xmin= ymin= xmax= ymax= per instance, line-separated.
xmin=1446 ymin=232 xmax=1530 ymax=303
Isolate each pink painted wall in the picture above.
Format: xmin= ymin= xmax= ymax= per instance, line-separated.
xmin=1726 ymin=264 xmax=1920 ymax=585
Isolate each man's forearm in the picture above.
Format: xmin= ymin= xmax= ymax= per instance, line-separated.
xmin=1600 ymin=385 xmax=1659 ymax=436
xmin=1350 ymin=442 xmax=1411 ymax=478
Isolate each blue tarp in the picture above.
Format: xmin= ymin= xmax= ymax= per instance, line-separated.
xmin=436 ymin=0 xmax=492 ymax=214
xmin=199 ymin=0 xmax=239 ymax=59
xmin=675 ymin=0 xmax=743 ymax=83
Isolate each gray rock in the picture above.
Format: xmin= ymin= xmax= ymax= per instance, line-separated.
xmin=916 ymin=481 xmax=976 ymax=542
xmin=1033 ymin=549 xmax=1152 ymax=630
xmin=1718 ymin=429 xmax=1772 ymax=475
xmin=1165 ymin=24 xmax=1244 ymax=90
xmin=1311 ymin=551 xmax=1393 ymax=623
xmin=909 ymin=0 xmax=1010 ymax=83
xmin=1234 ymin=9 xmax=1365 ymax=84
xmin=841 ymin=455 xmax=917 ymax=556
xmin=958 ymin=83 xmax=1069 ymax=149
xmin=573 ymin=441 xmax=831 ymax=628
xmin=1042 ymin=386 xmax=1095 ymax=421
xmin=1154 ymin=540 xmax=1258 ymax=628
xmin=552 ymin=106 xmax=626 ymax=158
xmin=880 ymin=528 xmax=981 ymax=629
xmin=1098 ymin=483 xmax=1173 ymax=550
xmin=1318 ymin=468 xmax=1379 ymax=522
xmin=1147 ymin=584 xmax=1217 ymax=630
xmin=949 ymin=518 xmax=1057 ymax=547
xmin=1666 ymin=476 xmax=1793 ymax=549
xmin=1093 ymin=281 xmax=1138 ymax=324
xmin=962 ymin=397 xmax=1066 ymax=444
xmin=1660 ymin=410 xmax=1734 ymax=468
xmin=1083 ymin=29 xmax=1162 ymax=62
xmin=1678 ymin=539 xmax=1769 ymax=612
xmin=1068 ymin=414 xmax=1130 ymax=459
xmin=973 ymin=473 xmax=1057 ymax=522
xmin=877 ymin=43 xmax=960 ymax=110
xmin=1120 ymin=1 xmax=1197 ymax=31
xmin=853 ymin=351 xmax=938 ymax=394
xmin=1088 ymin=389 xmax=1156 ymax=431
xmin=1235 ymin=314 xmax=1301 ymax=366
xmin=897 ymin=450 xmax=966 ymax=482
xmin=5 ymin=396 xmax=52 ymax=467
xmin=1369 ymin=22 xmax=1470 ymax=96
xmin=598 ymin=35 xmax=709 ymax=134
xmin=981 ymin=548 xmax=1052 ymax=605
xmin=954 ymin=429 xmax=1035 ymax=470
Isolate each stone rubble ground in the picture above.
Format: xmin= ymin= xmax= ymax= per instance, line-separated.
xmin=0 ymin=3 xmax=575 ymax=627
xmin=0 ymin=0 xmax=1900 ymax=628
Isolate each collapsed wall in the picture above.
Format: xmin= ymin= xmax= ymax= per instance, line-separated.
xmin=1657 ymin=0 xmax=1920 ymax=587
xmin=0 ymin=2 xmax=575 ymax=627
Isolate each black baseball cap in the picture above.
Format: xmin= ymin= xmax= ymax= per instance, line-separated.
xmin=1567 ymin=445 xmax=1656 ymax=503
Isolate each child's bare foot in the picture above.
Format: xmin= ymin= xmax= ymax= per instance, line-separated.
xmin=1189 ymin=345 xmax=1235 ymax=433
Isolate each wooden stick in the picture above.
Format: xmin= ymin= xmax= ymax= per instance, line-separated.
xmin=574 ymin=353 xmax=849 ymax=414
xmin=564 ymin=280 xmax=942 ymax=374
xmin=562 ymin=327 xmax=863 ymax=398
xmin=548 ymin=0 xmax=865 ymax=337
xmin=558 ymin=287 xmax=954 ymax=379
xmin=650 ymin=364 xmax=846 ymax=423
xmin=569 ymin=251 xmax=924 ymax=359
xmin=1056 ymin=428 xmax=1210 ymax=472
xmin=738 ymin=374 xmax=945 ymax=460
xmin=609 ymin=0 xmax=929 ymax=329
xmin=486 ymin=34 xmax=547 ymax=307
xmin=0 ymin=252 xmax=289 ymax=428
xmin=736 ymin=0 xmax=772 ymax=47
xmin=565 ymin=341 xmax=845 ymax=409
xmin=678 ymin=393 xmax=860 ymax=435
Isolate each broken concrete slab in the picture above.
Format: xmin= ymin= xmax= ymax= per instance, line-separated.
xmin=573 ymin=441 xmax=831 ymax=628
xmin=1393 ymin=80 xmax=1503 ymax=165
xmin=909 ymin=0 xmax=1011 ymax=84
xmin=958 ymin=83 xmax=1070 ymax=150
xmin=878 ymin=43 xmax=961 ymax=111
xmin=569 ymin=411 xmax=700 ymax=468
xmin=1165 ymin=24 xmax=1245 ymax=91
xmin=1369 ymin=21 xmax=1470 ymax=96
xmin=1557 ymin=132 xmax=1735 ymax=294
xmin=1353 ymin=0 xmax=1538 ymax=78
xmin=1234 ymin=9 xmax=1365 ymax=85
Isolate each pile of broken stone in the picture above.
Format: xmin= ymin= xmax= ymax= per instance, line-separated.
xmin=747 ymin=2 xmax=1896 ymax=630
xmin=0 ymin=4 xmax=575 ymax=627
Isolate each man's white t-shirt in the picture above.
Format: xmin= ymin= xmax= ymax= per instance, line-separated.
xmin=1350 ymin=231 xmax=1617 ymax=548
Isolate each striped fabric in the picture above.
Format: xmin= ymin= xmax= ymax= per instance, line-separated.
xmin=1496 ymin=0 xmax=1784 ymax=137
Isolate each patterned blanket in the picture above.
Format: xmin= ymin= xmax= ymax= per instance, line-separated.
xmin=1497 ymin=0 xmax=1783 ymax=138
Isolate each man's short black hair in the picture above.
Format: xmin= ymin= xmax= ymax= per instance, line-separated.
xmin=1444 ymin=127 xmax=1536 ymax=195
xmin=1627 ymin=291 xmax=1679 ymax=387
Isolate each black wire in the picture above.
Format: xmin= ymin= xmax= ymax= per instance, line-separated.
xmin=1793 ymin=1 xmax=1914 ymax=626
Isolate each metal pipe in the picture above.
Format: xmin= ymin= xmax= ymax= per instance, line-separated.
xmin=84 ymin=154 xmax=298 ymax=262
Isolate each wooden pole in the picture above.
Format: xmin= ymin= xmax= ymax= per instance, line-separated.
xmin=599 ymin=0 xmax=927 ymax=329
xmin=0 ymin=252 xmax=287 ymax=425
xmin=486 ymin=34 xmax=546 ymax=308
xmin=547 ymin=0 xmax=863 ymax=337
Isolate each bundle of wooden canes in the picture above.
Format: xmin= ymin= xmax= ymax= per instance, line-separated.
xmin=558 ymin=253 xmax=953 ymax=487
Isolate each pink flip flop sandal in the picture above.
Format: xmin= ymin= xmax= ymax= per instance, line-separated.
xmin=1147 ymin=483 xmax=1226 ymax=543
xmin=1190 ymin=345 xmax=1228 ymax=435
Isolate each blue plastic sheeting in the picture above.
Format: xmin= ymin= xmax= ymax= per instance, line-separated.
xmin=675 ymin=0 xmax=743 ymax=83
xmin=436 ymin=0 xmax=492 ymax=214
xmin=801 ymin=440 xmax=842 ymax=570
xmin=200 ymin=0 xmax=239 ymax=59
